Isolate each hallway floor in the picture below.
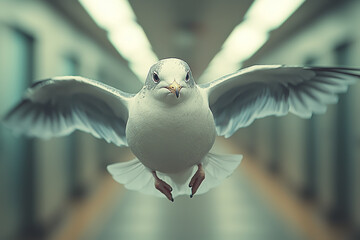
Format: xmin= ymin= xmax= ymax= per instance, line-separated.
xmin=52 ymin=138 xmax=345 ymax=240
xmin=82 ymin=170 xmax=304 ymax=240
xmin=78 ymin=139 xmax=305 ymax=240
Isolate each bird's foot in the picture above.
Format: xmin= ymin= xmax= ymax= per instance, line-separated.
xmin=152 ymin=171 xmax=174 ymax=202
xmin=189 ymin=164 xmax=205 ymax=198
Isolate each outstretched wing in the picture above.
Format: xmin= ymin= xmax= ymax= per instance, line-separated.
xmin=199 ymin=65 xmax=359 ymax=138
xmin=3 ymin=76 xmax=136 ymax=146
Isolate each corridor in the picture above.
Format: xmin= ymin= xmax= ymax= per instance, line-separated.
xmin=1 ymin=1 xmax=359 ymax=240
xmin=85 ymin=170 xmax=303 ymax=240
xmin=51 ymin=139 xmax=342 ymax=240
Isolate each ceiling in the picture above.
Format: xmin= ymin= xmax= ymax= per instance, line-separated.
xmin=129 ymin=0 xmax=253 ymax=78
xmin=50 ymin=0 xmax=340 ymax=80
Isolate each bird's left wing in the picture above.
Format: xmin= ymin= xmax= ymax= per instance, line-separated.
xmin=3 ymin=76 xmax=135 ymax=146
xmin=199 ymin=65 xmax=359 ymax=138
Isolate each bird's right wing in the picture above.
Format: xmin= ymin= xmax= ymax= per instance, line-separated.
xmin=3 ymin=76 xmax=136 ymax=146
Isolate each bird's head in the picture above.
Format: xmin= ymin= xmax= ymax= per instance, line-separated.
xmin=144 ymin=58 xmax=195 ymax=101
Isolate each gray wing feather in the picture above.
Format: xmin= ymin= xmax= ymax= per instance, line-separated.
xmin=3 ymin=76 xmax=135 ymax=146
xmin=199 ymin=65 xmax=359 ymax=138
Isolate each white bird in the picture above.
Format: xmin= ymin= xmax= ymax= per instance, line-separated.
xmin=3 ymin=58 xmax=359 ymax=201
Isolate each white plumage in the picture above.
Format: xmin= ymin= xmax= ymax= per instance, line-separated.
xmin=3 ymin=58 xmax=359 ymax=201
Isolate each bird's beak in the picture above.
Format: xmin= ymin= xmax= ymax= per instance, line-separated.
xmin=166 ymin=80 xmax=182 ymax=98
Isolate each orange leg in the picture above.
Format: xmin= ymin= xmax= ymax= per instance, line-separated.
xmin=152 ymin=171 xmax=174 ymax=202
xmin=189 ymin=164 xmax=205 ymax=198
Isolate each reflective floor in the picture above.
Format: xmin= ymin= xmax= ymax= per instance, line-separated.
xmin=75 ymin=139 xmax=305 ymax=240
xmin=47 ymin=137 xmax=352 ymax=240
xmin=82 ymin=171 xmax=304 ymax=240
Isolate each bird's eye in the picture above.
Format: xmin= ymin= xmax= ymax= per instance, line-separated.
xmin=153 ymin=72 xmax=160 ymax=83
xmin=185 ymin=72 xmax=190 ymax=82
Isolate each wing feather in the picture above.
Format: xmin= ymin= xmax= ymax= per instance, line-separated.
xmin=199 ymin=66 xmax=359 ymax=138
xmin=3 ymin=76 xmax=135 ymax=146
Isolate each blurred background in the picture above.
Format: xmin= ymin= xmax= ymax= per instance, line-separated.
xmin=0 ymin=0 xmax=359 ymax=239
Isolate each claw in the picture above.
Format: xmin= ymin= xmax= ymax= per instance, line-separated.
xmin=189 ymin=164 xmax=205 ymax=198
xmin=153 ymin=171 xmax=174 ymax=202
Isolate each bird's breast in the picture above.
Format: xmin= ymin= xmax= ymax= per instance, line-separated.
xmin=126 ymin=91 xmax=216 ymax=173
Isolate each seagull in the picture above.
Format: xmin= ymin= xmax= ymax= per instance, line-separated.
xmin=3 ymin=58 xmax=359 ymax=201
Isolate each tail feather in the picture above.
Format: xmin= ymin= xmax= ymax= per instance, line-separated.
xmin=107 ymin=158 xmax=159 ymax=196
xmin=107 ymin=152 xmax=242 ymax=198
xmin=196 ymin=152 xmax=242 ymax=195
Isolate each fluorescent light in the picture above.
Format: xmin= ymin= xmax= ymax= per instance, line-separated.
xmin=245 ymin=0 xmax=306 ymax=31
xmin=200 ymin=61 xmax=240 ymax=82
xmin=79 ymin=0 xmax=158 ymax=82
xmin=79 ymin=0 xmax=135 ymax=30
xmin=108 ymin=23 xmax=157 ymax=62
xmin=221 ymin=21 xmax=269 ymax=63
xmin=199 ymin=0 xmax=305 ymax=83
xmin=200 ymin=22 xmax=268 ymax=81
